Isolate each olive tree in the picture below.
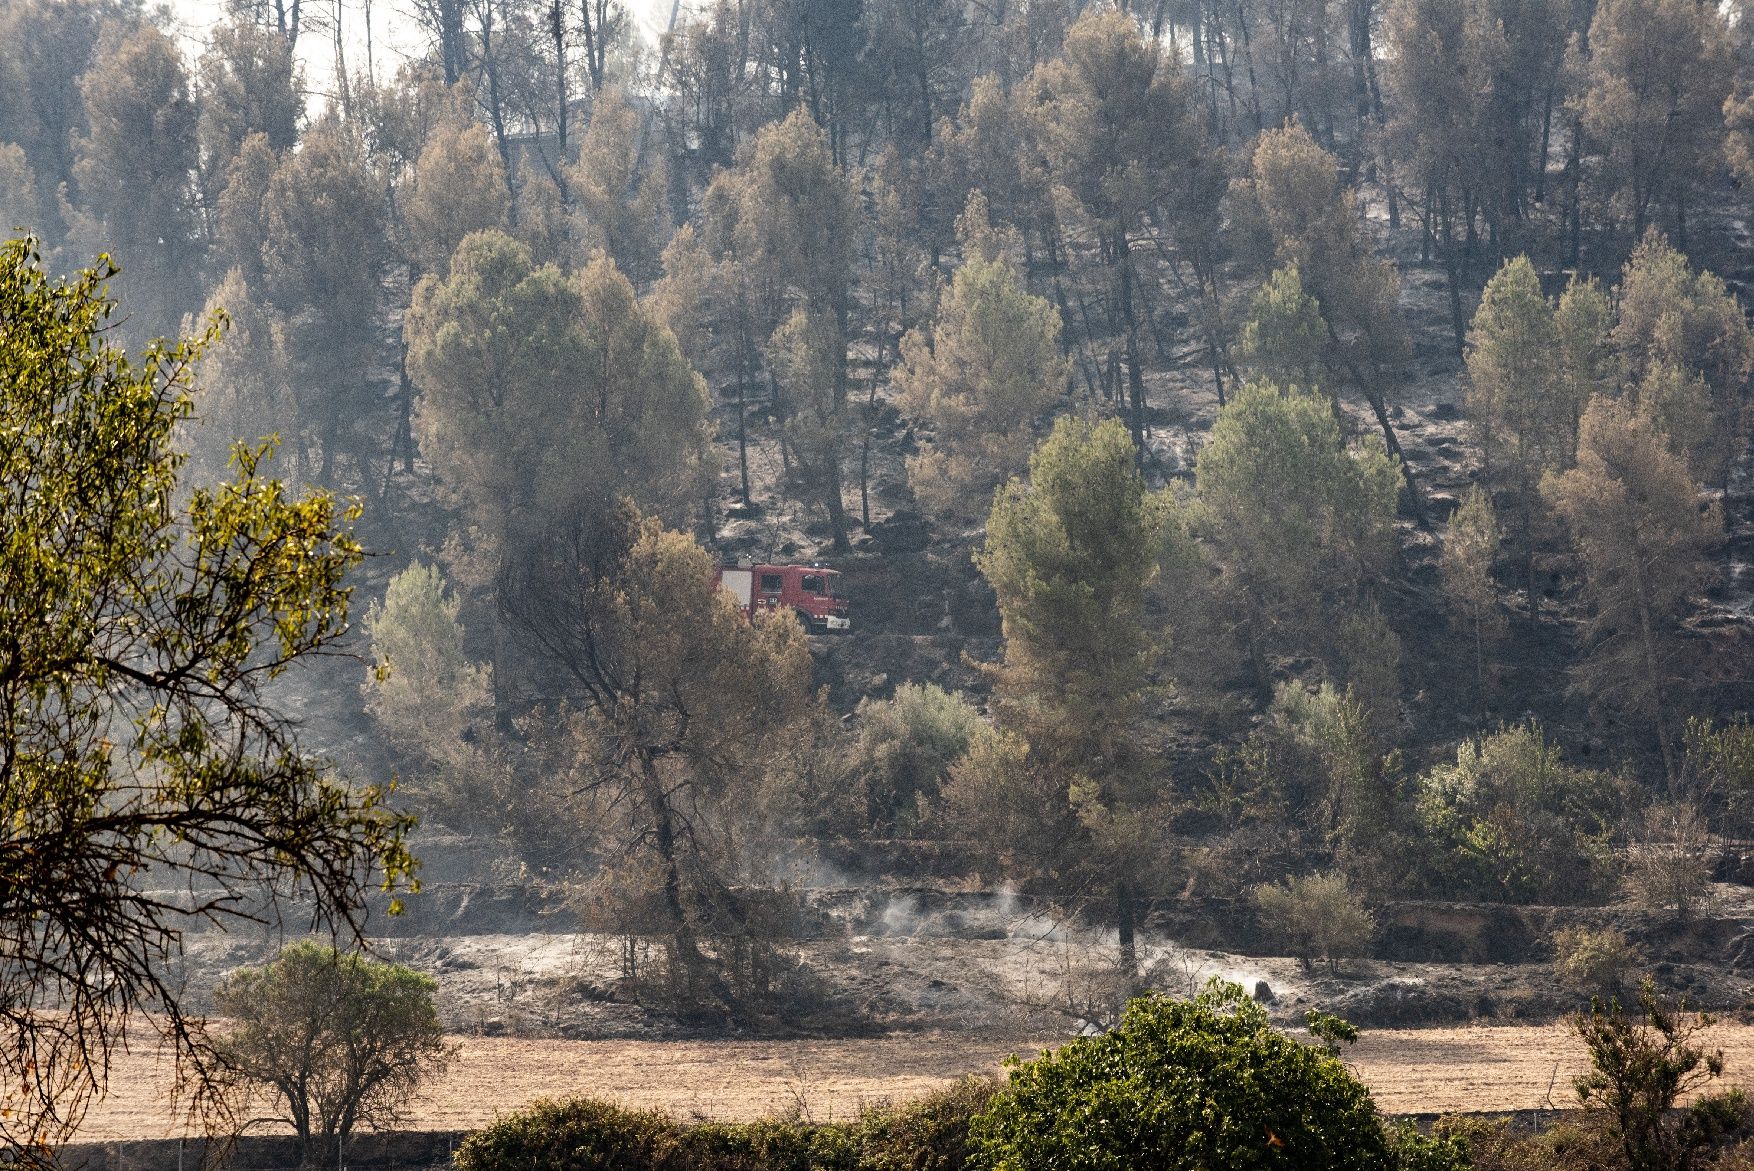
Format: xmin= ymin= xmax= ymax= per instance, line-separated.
xmin=215 ymin=942 xmax=452 ymax=1165
xmin=1252 ymin=872 xmax=1376 ymax=975
xmin=1416 ymin=723 xmax=1622 ymax=904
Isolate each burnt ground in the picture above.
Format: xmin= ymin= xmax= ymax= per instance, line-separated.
xmin=160 ymin=828 xmax=1754 ymax=1042
xmin=208 ymin=184 xmax=1754 ymax=1056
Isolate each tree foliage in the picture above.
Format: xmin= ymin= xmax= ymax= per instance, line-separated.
xmin=215 ymin=942 xmax=452 ymax=1165
xmin=0 ymin=240 xmax=414 ymax=1153
xmin=257 ymin=114 xmax=387 ymax=482
xmin=895 ymin=239 xmax=1065 ymax=523
xmin=1576 ymin=0 xmax=1733 ymax=242
xmin=1194 ymin=383 xmax=1402 ymax=706
xmin=398 ymin=117 xmax=509 ymax=279
xmin=960 ymin=416 xmax=1172 ymax=971
xmin=407 ymin=230 xmax=709 ymax=548
xmin=1612 ymin=233 xmax=1754 ymax=485
xmin=68 ymin=22 xmax=199 ymax=338
xmin=703 ymin=108 xmax=859 ymax=547
xmin=1232 ymin=124 xmax=1412 ymax=499
xmin=1543 ymin=397 xmax=1719 ymax=785
xmin=570 ymin=86 xmax=668 ymax=286
xmin=1239 ymin=265 xmax=1327 ymax=393
xmin=1441 ymin=486 xmax=1506 ymax=706
xmin=1464 ymin=255 xmax=1568 ymax=616
xmin=848 ymin=683 xmax=981 ymax=836
xmin=1417 ymin=723 xmax=1622 ymax=903
xmin=969 ymin=982 xmax=1397 ymax=1171
xmin=1024 ymin=7 xmax=1218 ymax=453
xmin=362 ymin=561 xmax=494 ymax=814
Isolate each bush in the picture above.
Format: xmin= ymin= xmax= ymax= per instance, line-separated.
xmin=453 ymin=1078 xmax=1000 ymax=1171
xmin=671 ymin=1119 xmax=861 ymax=1171
xmin=455 ymin=1098 xmax=677 ymax=1171
xmin=859 ymin=1078 xmax=1001 ymax=1171
xmin=1624 ymin=800 xmax=1718 ymax=924
xmin=1252 ymin=871 xmax=1376 ymax=974
xmin=1430 ymin=1115 xmax=1618 ymax=1171
xmin=1416 ymin=724 xmax=1623 ymax=904
xmin=1552 ymin=925 xmax=1643 ymax=1001
xmin=968 ymin=981 xmax=1397 ymax=1170
xmin=849 ymin=683 xmax=982 ymax=835
xmin=1573 ymin=982 xmax=1750 ymax=1171
xmin=1390 ymin=1123 xmax=1475 ymax=1171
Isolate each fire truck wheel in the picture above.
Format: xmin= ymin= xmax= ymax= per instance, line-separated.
xmin=794 ymin=609 xmax=819 ymax=635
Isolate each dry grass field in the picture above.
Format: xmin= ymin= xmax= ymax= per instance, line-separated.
xmin=68 ymin=1022 xmax=1754 ymax=1140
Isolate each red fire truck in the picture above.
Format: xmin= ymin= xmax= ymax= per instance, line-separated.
xmin=714 ymin=563 xmax=851 ymax=634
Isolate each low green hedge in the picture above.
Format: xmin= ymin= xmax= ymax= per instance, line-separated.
xmin=454 ymin=1077 xmax=1000 ymax=1171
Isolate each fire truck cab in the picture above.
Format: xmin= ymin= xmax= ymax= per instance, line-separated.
xmin=715 ymin=563 xmax=851 ymax=634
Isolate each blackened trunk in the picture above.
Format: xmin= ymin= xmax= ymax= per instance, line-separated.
xmin=1117 ymin=880 xmax=1138 ymax=981
xmin=1120 ymin=242 xmax=1148 ymax=464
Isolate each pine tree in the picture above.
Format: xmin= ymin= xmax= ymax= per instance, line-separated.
xmin=1441 ymin=486 xmax=1506 ymax=709
xmin=1238 ymin=265 xmax=1328 ymax=393
xmin=406 ymin=230 xmax=709 ymax=551
xmin=68 ymin=22 xmax=200 ymax=339
xmin=1194 ymin=383 xmax=1403 ymax=707
xmin=258 ymin=113 xmax=387 ymax=482
xmin=894 ymin=228 xmax=1066 ymax=524
xmin=1026 ymin=8 xmax=1217 ymax=456
xmin=1234 ymin=124 xmax=1417 ymax=518
xmin=1464 ymin=255 xmax=1566 ymax=617
xmin=399 ymin=118 xmax=510 ymax=279
xmin=965 ymin=417 xmax=1173 ymax=974
xmin=570 ymin=86 xmax=669 ymax=286
xmin=1577 ymin=0 xmax=1733 ymax=246
xmin=1543 ymin=397 xmax=1719 ymax=786
xmin=1612 ymin=233 xmax=1754 ymax=486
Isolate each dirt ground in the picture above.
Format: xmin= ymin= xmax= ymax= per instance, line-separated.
xmin=67 ymin=1021 xmax=1754 ymax=1141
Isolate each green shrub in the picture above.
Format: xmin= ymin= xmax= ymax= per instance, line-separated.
xmin=849 ymin=683 xmax=982 ymax=834
xmin=1389 ymin=1123 xmax=1474 ymax=1171
xmin=1252 ymin=871 xmax=1377 ymax=974
xmin=1416 ymin=723 xmax=1623 ymax=904
xmin=672 ymin=1118 xmax=861 ymax=1171
xmin=1552 ymin=924 xmax=1643 ymax=1001
xmin=455 ymin=1097 xmax=675 ymax=1171
xmin=859 ymin=1077 xmax=1001 ymax=1171
xmin=452 ymin=1077 xmax=999 ymax=1171
xmin=968 ymin=981 xmax=1396 ymax=1170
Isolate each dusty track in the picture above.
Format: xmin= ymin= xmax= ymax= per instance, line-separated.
xmin=68 ymin=1023 xmax=1754 ymax=1140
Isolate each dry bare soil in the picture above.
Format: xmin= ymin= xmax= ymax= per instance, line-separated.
xmin=72 ymin=1021 xmax=1754 ymax=1141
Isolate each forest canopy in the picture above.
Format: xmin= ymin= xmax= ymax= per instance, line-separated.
xmin=5 ymin=0 xmax=1754 ymax=1120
